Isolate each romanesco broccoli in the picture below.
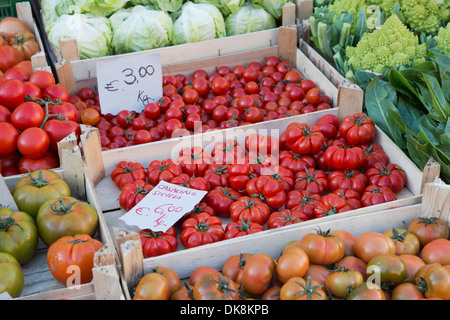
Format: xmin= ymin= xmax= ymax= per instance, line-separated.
xmin=345 ymin=14 xmax=427 ymax=73
xmin=365 ymin=0 xmax=397 ymax=17
xmin=435 ymin=22 xmax=450 ymax=55
xmin=327 ymin=0 xmax=366 ymax=32
xmin=401 ymin=0 xmax=450 ymax=35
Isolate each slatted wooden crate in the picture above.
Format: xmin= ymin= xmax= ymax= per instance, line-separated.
xmin=114 ymin=178 xmax=449 ymax=299
xmin=0 ymin=132 xmax=125 ymax=300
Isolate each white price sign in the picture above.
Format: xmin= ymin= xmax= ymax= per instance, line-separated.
xmin=96 ymin=53 xmax=163 ymax=115
xmin=119 ymin=180 xmax=208 ymax=233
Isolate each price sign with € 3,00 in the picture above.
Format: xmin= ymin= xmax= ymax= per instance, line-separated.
xmin=96 ymin=53 xmax=163 ymax=115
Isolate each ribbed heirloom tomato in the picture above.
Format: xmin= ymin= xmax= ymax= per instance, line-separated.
xmin=180 ymin=213 xmax=224 ymax=249
xmin=284 ymin=122 xmax=325 ymax=155
xmin=280 ymin=276 xmax=329 ymax=300
xmin=267 ymin=209 xmax=308 ymax=229
xmin=285 ymin=190 xmax=321 ymax=220
xmin=314 ymin=193 xmax=353 ymax=218
xmin=245 ymin=175 xmax=286 ymax=210
xmin=325 ymin=267 xmax=364 ymax=298
xmin=205 ymin=186 xmax=240 ymax=218
xmin=224 ymin=217 xmax=265 ymax=239
xmin=361 ymin=185 xmax=397 ymax=207
xmin=365 ymin=162 xmax=406 ymax=194
xmin=146 ymin=159 xmax=182 ymax=185
xmin=339 ymin=113 xmax=376 ymax=145
xmin=328 ymin=169 xmax=369 ymax=195
xmin=324 ymin=144 xmax=366 ymax=170
xmin=119 ymin=180 xmax=154 ymax=211
xmin=276 ymin=247 xmax=310 ymax=284
xmin=229 ymin=196 xmax=271 ymax=225
xmin=139 ymin=227 xmax=178 ymax=258
xmin=111 ymin=161 xmax=146 ymax=189
xmin=294 ymin=167 xmax=329 ymax=195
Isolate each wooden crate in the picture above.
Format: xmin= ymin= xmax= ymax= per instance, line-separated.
xmin=0 ymin=133 xmax=125 ymax=300
xmin=33 ymin=3 xmax=301 ymax=95
xmin=117 ymin=178 xmax=450 ymax=299
xmin=80 ymin=102 xmax=438 ymax=299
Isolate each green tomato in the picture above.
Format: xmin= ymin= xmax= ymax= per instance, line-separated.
xmin=0 ymin=252 xmax=24 ymax=298
xmin=0 ymin=208 xmax=38 ymax=265
xmin=13 ymin=169 xmax=71 ymax=220
xmin=36 ymin=196 xmax=99 ymax=246
xmin=367 ymin=254 xmax=407 ymax=285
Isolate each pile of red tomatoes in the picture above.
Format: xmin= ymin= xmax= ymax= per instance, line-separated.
xmin=110 ymin=112 xmax=408 ymax=258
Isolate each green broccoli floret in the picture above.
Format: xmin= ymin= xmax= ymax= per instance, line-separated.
xmin=345 ymin=14 xmax=427 ymax=73
xmin=434 ymin=23 xmax=450 ymax=55
xmin=401 ymin=0 xmax=450 ymax=35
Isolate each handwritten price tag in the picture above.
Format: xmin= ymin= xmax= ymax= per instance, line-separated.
xmin=119 ymin=180 xmax=208 ymax=232
xmin=96 ymin=53 xmax=163 ymax=115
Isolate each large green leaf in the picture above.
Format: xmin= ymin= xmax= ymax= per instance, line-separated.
xmin=397 ymin=96 xmax=423 ymax=132
xmin=365 ymin=78 xmax=405 ymax=150
xmin=421 ymin=73 xmax=450 ymax=123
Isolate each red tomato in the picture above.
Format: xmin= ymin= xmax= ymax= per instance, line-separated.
xmin=140 ymin=227 xmax=178 ymax=258
xmin=0 ymin=45 xmax=23 ymax=73
xmin=420 ymin=239 xmax=450 ymax=265
xmin=245 ymin=133 xmax=279 ymax=156
xmin=110 ymin=161 xmax=146 ymax=189
xmin=305 ymin=87 xmax=324 ymax=105
xmin=211 ymin=139 xmax=245 ymax=165
xmin=0 ymin=122 xmax=19 ymax=155
xmin=300 ymin=79 xmax=316 ymax=93
xmin=361 ymin=143 xmax=389 ymax=170
xmin=294 ymin=167 xmax=329 ymax=195
xmin=48 ymin=102 xmax=78 ymax=122
xmin=229 ymin=196 xmax=271 ymax=225
xmin=361 ymin=185 xmax=397 ymax=207
xmin=146 ymin=159 xmax=182 ymax=185
xmin=229 ymin=163 xmax=256 ymax=193
xmin=285 ymin=190 xmax=321 ymax=220
xmin=0 ymin=79 xmax=25 ymax=111
xmin=324 ymin=144 xmax=366 ymax=170
xmin=211 ymin=77 xmax=230 ymax=95
xmin=284 ymin=122 xmax=325 ymax=155
xmin=203 ymin=164 xmax=230 ymax=189
xmin=10 ymin=101 xmax=44 ymax=131
xmin=316 ymin=114 xmax=339 ymax=139
xmin=245 ymin=175 xmax=286 ymax=210
xmin=42 ymin=119 xmax=81 ymax=152
xmin=119 ymin=180 xmax=154 ymax=211
xmin=0 ymin=104 xmax=12 ymax=122
xmin=180 ymin=213 xmax=225 ymax=249
xmin=334 ymin=188 xmax=362 ymax=210
xmin=224 ymin=217 xmax=265 ymax=239
xmin=17 ymin=127 xmax=50 ymax=159
xmin=176 ymin=147 xmax=213 ymax=177
xmin=314 ymin=192 xmax=353 ymax=218
xmin=366 ymin=162 xmax=406 ymax=194
xmin=279 ymin=150 xmax=315 ymax=174
xmin=43 ymin=84 xmax=69 ymax=102
xmin=18 ymin=151 xmax=59 ymax=173
xmin=339 ymin=113 xmax=376 ymax=145
xmin=28 ymin=70 xmax=55 ymax=92
xmin=205 ymin=186 xmax=240 ymax=218
xmin=276 ymin=247 xmax=310 ymax=284
xmin=267 ymin=209 xmax=308 ymax=229
xmin=328 ymin=169 xmax=369 ymax=195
